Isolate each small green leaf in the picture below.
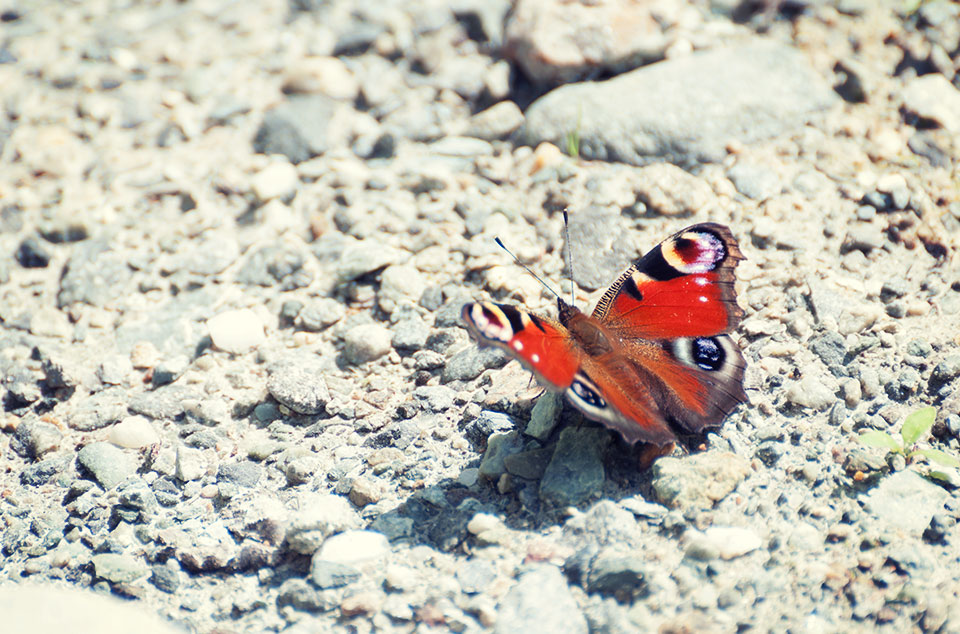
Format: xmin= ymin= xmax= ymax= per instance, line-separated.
xmin=858 ymin=430 xmax=902 ymax=451
xmin=927 ymin=469 xmax=960 ymax=486
xmin=912 ymin=448 xmax=960 ymax=469
xmin=900 ymin=406 xmax=937 ymax=447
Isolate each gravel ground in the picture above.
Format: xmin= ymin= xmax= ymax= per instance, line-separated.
xmin=2 ymin=0 xmax=960 ymax=632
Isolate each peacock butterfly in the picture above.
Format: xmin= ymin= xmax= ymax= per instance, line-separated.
xmin=462 ymin=222 xmax=747 ymax=447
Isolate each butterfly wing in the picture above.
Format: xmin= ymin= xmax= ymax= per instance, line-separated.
xmin=592 ymin=223 xmax=744 ymax=338
xmin=589 ymin=223 xmax=748 ymax=437
xmin=461 ymin=302 xmax=580 ymax=390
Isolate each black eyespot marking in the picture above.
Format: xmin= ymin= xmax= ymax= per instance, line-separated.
xmin=692 ymin=337 xmax=725 ymax=371
xmin=571 ymin=380 xmax=606 ymax=409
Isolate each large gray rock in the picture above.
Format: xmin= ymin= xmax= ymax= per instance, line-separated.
xmin=519 ymin=39 xmax=837 ymax=165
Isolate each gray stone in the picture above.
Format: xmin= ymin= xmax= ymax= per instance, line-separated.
xmin=465 ymin=100 xmax=525 ymax=140
xmin=525 ymin=391 xmax=562 ymax=441
xmin=267 ymin=356 xmax=331 ymax=415
xmin=727 ymin=162 xmax=781 ymax=200
xmin=842 ymin=224 xmax=885 ymax=253
xmin=809 ymin=332 xmax=847 ymax=375
xmin=902 ymin=74 xmax=960 ymax=133
xmin=343 ymin=324 xmax=393 ymax=365
xmin=285 ymin=494 xmax=362 ymax=555
xmin=651 ymin=451 xmax=750 ymax=510
xmin=495 ymin=565 xmax=587 ymax=634
xmin=77 ymin=442 xmax=138 ymax=489
xmin=92 ymin=553 xmax=149 ymax=583
xmin=862 ymin=470 xmax=949 ymax=536
xmin=539 ymin=427 xmax=609 ymax=507
xmin=276 ymin=578 xmax=331 ymax=612
xmin=519 ymin=40 xmax=836 ymax=165
xmin=587 ymin=549 xmax=647 ymax=597
xmin=563 ymin=207 xmax=633 ymax=291
xmin=336 ymin=240 xmax=407 ymax=284
xmin=413 ymin=385 xmax=456 ymax=413
xmin=309 ymin=558 xmax=361 ymax=589
xmin=218 ymin=461 xmax=262 ymax=488
xmin=478 ymin=430 xmax=525 ymax=480
xmin=297 ymin=297 xmax=346 ymax=331
xmin=503 ymin=447 xmax=553 ymax=480
xmin=391 ymin=318 xmax=431 ymax=352
xmin=441 ymin=345 xmax=509 ymax=382
xmin=150 ymin=561 xmax=182 ymax=593
xmin=456 ymin=559 xmax=497 ymax=594
xmin=58 ymin=239 xmax=134 ymax=308
xmin=12 ymin=416 xmax=62 ymax=459
xmin=253 ymin=94 xmax=355 ymax=163
xmin=70 ymin=388 xmax=128 ymax=431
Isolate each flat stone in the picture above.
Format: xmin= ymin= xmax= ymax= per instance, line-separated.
xmin=309 ymin=558 xmax=361 ymax=589
xmin=519 ymin=39 xmax=837 ymax=165
xmin=651 ymin=451 xmax=750 ymax=510
xmin=267 ymin=356 xmax=331 ymax=415
xmin=862 ymin=470 xmax=950 ymax=536
xmin=539 ymin=426 xmax=609 ymax=507
xmin=77 ymin=442 xmax=138 ymax=489
xmin=285 ymin=494 xmax=362 ymax=554
xmin=91 ymin=553 xmax=149 ymax=584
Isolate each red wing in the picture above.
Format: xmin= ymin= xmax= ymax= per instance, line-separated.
xmin=624 ymin=335 xmax=747 ymax=435
xmin=592 ymin=223 xmax=744 ymax=339
xmin=567 ymin=355 xmax=677 ymax=446
xmin=462 ymin=302 xmax=580 ymax=389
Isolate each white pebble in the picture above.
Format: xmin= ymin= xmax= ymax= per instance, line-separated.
xmin=467 ymin=513 xmax=502 ymax=535
xmin=343 ymin=324 xmax=392 ymax=364
xmin=704 ymin=526 xmax=762 ymax=559
xmin=207 ymin=308 xmax=265 ymax=353
xmin=251 ymin=160 xmax=300 ymax=202
xmin=318 ymin=530 xmax=389 ymax=565
xmin=109 ymin=416 xmax=159 ymax=449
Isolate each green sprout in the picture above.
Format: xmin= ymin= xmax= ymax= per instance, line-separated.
xmin=858 ymin=406 xmax=960 ymax=483
xmin=564 ymin=104 xmax=583 ymax=159
xmin=564 ymin=128 xmax=580 ymax=160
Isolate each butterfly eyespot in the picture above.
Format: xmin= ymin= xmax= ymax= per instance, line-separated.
xmin=691 ymin=337 xmax=725 ymax=371
xmin=571 ymin=379 xmax=606 ymax=408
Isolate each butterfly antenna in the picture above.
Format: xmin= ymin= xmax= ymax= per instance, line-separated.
xmin=562 ymin=210 xmax=576 ymax=307
xmin=493 ymin=237 xmax=562 ymax=302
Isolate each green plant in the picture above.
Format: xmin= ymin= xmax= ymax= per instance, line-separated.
xmin=858 ymin=406 xmax=960 ymax=483
xmin=564 ymin=104 xmax=583 ymax=159
xmin=564 ymin=128 xmax=580 ymax=160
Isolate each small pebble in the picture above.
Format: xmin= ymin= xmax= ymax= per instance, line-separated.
xmin=109 ymin=416 xmax=160 ymax=449
xmin=207 ymin=308 xmax=266 ymax=353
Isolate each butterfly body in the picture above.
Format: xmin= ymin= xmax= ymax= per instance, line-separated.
xmin=462 ymin=223 xmax=747 ymax=447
